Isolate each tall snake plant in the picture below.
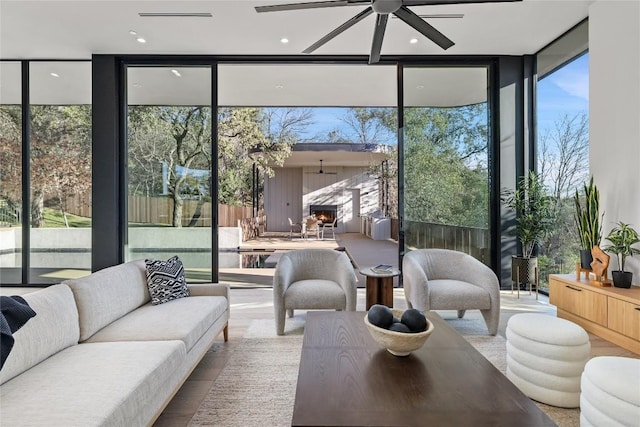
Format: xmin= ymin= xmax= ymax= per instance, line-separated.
xmin=574 ymin=177 xmax=603 ymax=251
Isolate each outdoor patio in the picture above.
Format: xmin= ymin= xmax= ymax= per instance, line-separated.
xmin=223 ymin=232 xmax=399 ymax=287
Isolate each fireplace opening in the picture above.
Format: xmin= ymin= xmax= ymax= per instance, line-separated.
xmin=310 ymin=205 xmax=337 ymax=224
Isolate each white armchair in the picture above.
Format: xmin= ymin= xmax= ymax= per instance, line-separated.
xmin=273 ymin=249 xmax=357 ymax=335
xmin=402 ymin=248 xmax=500 ymax=335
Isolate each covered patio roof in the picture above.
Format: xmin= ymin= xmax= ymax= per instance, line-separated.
xmin=279 ymin=142 xmax=392 ymax=168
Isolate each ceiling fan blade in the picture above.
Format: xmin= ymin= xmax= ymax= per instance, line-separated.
xmin=303 ymin=7 xmax=374 ymax=54
xmin=393 ymin=6 xmax=454 ymax=50
xmin=255 ymin=1 xmax=349 ymax=13
xmin=369 ymin=13 xmax=388 ymax=64
xmin=402 ymin=0 xmax=521 ymax=5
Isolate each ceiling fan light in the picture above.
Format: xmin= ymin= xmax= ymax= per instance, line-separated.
xmin=372 ymin=0 xmax=402 ymax=15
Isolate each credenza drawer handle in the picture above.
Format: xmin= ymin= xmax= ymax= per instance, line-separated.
xmin=635 ymin=307 xmax=640 ymax=311
xmin=566 ymin=285 xmax=582 ymax=292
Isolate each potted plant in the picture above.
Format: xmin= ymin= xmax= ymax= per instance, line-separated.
xmin=604 ymin=222 xmax=640 ymax=288
xmin=574 ymin=177 xmax=603 ymax=269
xmin=502 ymin=172 xmax=555 ymax=289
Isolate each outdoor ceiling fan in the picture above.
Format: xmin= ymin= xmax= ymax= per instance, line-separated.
xmin=255 ymin=0 xmax=522 ymax=64
xmin=307 ymin=160 xmax=338 ymax=175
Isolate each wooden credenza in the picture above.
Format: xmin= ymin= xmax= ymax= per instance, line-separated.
xmin=549 ymin=274 xmax=640 ymax=354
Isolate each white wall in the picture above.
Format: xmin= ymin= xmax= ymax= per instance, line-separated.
xmin=589 ymin=0 xmax=640 ymax=274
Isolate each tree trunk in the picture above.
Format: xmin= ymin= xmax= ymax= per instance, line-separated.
xmin=173 ymin=192 xmax=183 ymax=228
xmin=31 ymin=191 xmax=44 ymax=228
xmin=187 ymin=198 xmax=205 ymax=227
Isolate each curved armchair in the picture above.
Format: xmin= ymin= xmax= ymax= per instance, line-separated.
xmin=274 ymin=249 xmax=357 ymax=335
xmin=402 ymin=248 xmax=500 ymax=335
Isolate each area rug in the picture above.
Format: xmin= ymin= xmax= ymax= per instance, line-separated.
xmin=188 ymin=319 xmax=579 ymax=427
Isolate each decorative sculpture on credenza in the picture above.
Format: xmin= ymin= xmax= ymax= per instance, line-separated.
xmin=589 ymin=245 xmax=612 ymax=287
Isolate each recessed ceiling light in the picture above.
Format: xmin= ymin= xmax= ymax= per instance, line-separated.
xmin=410 ymin=38 xmax=418 ymax=44
xmin=136 ymin=37 xmax=146 ymax=44
xmin=280 ymin=38 xmax=289 ymax=44
xmin=275 ymin=84 xmax=284 ymax=89
xmin=416 ymin=85 xmax=424 ymax=89
xmin=50 ymin=72 xmax=59 ymax=78
xmin=129 ymin=30 xmax=137 ymax=36
xmin=171 ymin=69 xmax=182 ymax=77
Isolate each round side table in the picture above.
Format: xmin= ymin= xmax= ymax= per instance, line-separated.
xmin=360 ymin=267 xmax=401 ymax=310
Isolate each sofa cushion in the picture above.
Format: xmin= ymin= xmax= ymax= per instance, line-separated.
xmin=0 ymin=284 xmax=79 ymax=385
xmin=0 ymin=340 xmax=185 ymax=427
xmin=84 ymin=296 xmax=228 ymax=353
xmin=63 ymin=260 xmax=150 ymax=341
xmin=145 ymin=256 xmax=190 ymax=305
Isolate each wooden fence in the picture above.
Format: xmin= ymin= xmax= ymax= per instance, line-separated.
xmin=65 ymin=194 xmax=253 ymax=227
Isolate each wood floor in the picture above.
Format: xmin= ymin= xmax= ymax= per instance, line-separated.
xmin=153 ymin=288 xmax=639 ymax=427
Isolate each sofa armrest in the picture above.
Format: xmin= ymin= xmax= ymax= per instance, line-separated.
xmin=187 ymin=283 xmax=229 ymax=301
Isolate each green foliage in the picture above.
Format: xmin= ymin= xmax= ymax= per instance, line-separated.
xmin=401 ymin=105 xmax=489 ymax=228
xmin=573 ymin=176 xmax=603 ymax=251
xmin=604 ymin=222 xmax=640 ymax=271
xmin=502 ymin=172 xmax=555 ymax=258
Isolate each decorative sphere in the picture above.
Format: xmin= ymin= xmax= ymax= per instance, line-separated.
xmin=367 ymin=304 xmax=393 ymax=329
xmin=401 ymin=308 xmax=427 ymax=333
xmin=389 ymin=322 xmax=411 ymax=333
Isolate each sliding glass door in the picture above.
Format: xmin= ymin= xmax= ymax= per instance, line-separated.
xmin=402 ymin=66 xmax=491 ymax=265
xmin=126 ymin=66 xmax=213 ymax=282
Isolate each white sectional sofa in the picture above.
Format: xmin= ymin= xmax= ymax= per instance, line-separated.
xmin=0 ymin=260 xmax=229 ymax=426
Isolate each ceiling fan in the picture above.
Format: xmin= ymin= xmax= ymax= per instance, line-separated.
xmin=306 ymin=160 xmax=338 ymax=175
xmin=255 ymin=0 xmax=522 ymax=64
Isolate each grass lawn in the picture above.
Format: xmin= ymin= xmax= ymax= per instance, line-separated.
xmin=44 ymin=208 xmax=92 ymax=228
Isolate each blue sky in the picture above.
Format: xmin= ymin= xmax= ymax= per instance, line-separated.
xmin=294 ymin=54 xmax=589 ymax=142
xmin=537 ymin=53 xmax=589 ymax=134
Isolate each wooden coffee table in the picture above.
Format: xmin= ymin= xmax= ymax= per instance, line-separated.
xmin=292 ymin=311 xmax=555 ymax=427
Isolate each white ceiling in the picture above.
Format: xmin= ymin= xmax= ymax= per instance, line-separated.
xmin=0 ymin=0 xmax=593 ymax=106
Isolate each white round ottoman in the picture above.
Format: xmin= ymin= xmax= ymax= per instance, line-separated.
xmin=580 ymin=356 xmax=640 ymax=427
xmin=506 ymin=313 xmax=590 ymax=408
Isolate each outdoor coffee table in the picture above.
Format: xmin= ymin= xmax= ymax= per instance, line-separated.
xmin=292 ymin=311 xmax=555 ymax=426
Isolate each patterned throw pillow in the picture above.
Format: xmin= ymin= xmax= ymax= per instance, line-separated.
xmin=145 ymin=256 xmax=190 ymax=305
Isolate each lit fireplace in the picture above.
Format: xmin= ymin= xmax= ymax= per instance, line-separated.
xmin=310 ymin=205 xmax=337 ymax=224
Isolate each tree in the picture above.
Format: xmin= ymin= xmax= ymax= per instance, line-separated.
xmin=537 ymin=112 xmax=590 ymax=271
xmin=0 ymin=105 xmax=92 ymax=228
xmin=399 ymin=104 xmax=489 ymax=228
xmin=339 ymin=108 xmax=395 ymax=144
xmin=127 ymin=106 xmax=313 ymax=225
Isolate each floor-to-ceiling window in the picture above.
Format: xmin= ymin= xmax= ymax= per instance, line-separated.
xmin=0 ymin=60 xmax=92 ymax=285
xmin=402 ymin=66 xmax=491 ymax=265
xmin=126 ymin=66 xmax=213 ymax=282
xmin=536 ymin=20 xmax=589 ymax=289
xmin=28 ymin=62 xmax=92 ymax=283
xmin=0 ymin=61 xmax=22 ymax=283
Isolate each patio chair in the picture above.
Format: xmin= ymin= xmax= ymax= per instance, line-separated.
xmin=273 ymin=248 xmax=357 ymax=335
xmin=402 ymin=248 xmax=500 ymax=335
xmin=321 ymin=218 xmax=338 ymax=240
xmin=288 ymin=218 xmax=302 ymax=239
xmin=302 ymin=216 xmax=320 ymax=239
